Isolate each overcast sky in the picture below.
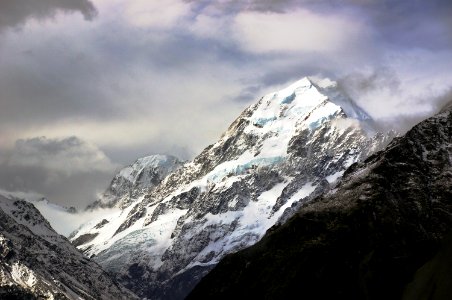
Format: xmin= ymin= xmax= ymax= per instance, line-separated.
xmin=1 ymin=0 xmax=451 ymax=208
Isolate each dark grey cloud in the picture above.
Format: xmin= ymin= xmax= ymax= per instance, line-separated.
xmin=0 ymin=136 xmax=117 ymax=208
xmin=0 ymin=0 xmax=97 ymax=30
xmin=338 ymin=68 xmax=401 ymax=97
xmin=0 ymin=0 xmax=104 ymax=137
xmin=0 ymin=46 xmax=124 ymax=127
xmin=0 ymin=18 xmax=252 ymax=133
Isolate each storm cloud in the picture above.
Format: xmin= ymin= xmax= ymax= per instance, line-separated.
xmin=0 ymin=0 xmax=451 ymax=207
xmin=0 ymin=0 xmax=97 ymax=30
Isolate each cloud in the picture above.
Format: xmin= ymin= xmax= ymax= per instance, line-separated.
xmin=35 ymin=203 xmax=120 ymax=236
xmin=232 ymin=9 xmax=367 ymax=54
xmin=0 ymin=136 xmax=117 ymax=208
xmin=0 ymin=8 xmax=248 ymax=158
xmin=8 ymin=136 xmax=116 ymax=175
xmin=121 ymin=0 xmax=191 ymax=28
xmin=1 ymin=0 xmax=449 ymax=163
xmin=1 ymin=0 xmax=452 ymax=210
xmin=339 ymin=68 xmax=401 ymax=98
xmin=188 ymin=0 xmax=452 ymax=49
xmin=437 ymin=90 xmax=452 ymax=113
xmin=338 ymin=66 xmax=452 ymax=132
xmin=0 ymin=0 xmax=97 ymax=30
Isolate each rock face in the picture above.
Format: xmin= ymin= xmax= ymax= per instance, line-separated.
xmin=0 ymin=196 xmax=136 ymax=299
xmin=188 ymin=104 xmax=452 ymax=299
xmin=70 ymin=77 xmax=394 ymax=299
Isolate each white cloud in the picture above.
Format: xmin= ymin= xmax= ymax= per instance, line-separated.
xmin=232 ymin=9 xmax=367 ymax=54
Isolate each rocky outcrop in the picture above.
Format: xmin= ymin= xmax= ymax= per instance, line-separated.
xmin=188 ymin=103 xmax=452 ymax=299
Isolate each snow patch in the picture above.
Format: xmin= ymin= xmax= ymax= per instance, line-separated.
xmin=11 ymin=263 xmax=37 ymax=289
xmin=326 ymin=171 xmax=345 ymax=184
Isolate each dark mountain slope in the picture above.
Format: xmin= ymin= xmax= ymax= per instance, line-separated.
xmin=403 ymin=233 xmax=452 ymax=300
xmin=188 ymin=106 xmax=452 ymax=299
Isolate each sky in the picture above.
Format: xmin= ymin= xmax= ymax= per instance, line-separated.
xmin=0 ymin=0 xmax=451 ymax=208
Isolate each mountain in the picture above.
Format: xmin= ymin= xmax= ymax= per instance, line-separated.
xmin=0 ymin=190 xmax=77 ymax=216
xmin=0 ymin=189 xmax=81 ymax=236
xmin=0 ymin=189 xmax=120 ymax=237
xmin=88 ymin=154 xmax=184 ymax=210
xmin=188 ymin=102 xmax=452 ymax=299
xmin=70 ymin=77 xmax=394 ymax=299
xmin=0 ymin=195 xmax=137 ymax=299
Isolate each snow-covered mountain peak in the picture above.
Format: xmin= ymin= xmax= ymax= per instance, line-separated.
xmin=247 ymin=76 xmax=371 ymax=133
xmin=248 ymin=77 xmax=328 ymax=127
xmin=199 ymin=77 xmax=374 ymax=187
xmin=91 ymin=154 xmax=184 ymax=209
xmin=71 ymin=77 xmax=394 ymax=299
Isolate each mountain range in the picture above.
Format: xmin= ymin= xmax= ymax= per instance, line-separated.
xmin=1 ymin=76 xmax=449 ymax=300
xmin=69 ymin=77 xmax=394 ymax=299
